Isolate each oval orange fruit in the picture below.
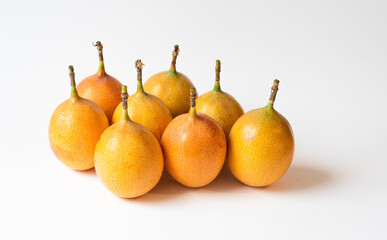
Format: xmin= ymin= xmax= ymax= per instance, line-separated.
xmin=144 ymin=44 xmax=195 ymax=117
xmin=196 ymin=60 xmax=244 ymax=136
xmin=228 ymin=80 xmax=295 ymax=187
xmin=49 ymin=66 xmax=109 ymax=170
xmin=112 ymin=60 xmax=172 ymax=141
xmin=161 ymin=88 xmax=227 ymax=187
xmin=95 ymin=86 xmax=164 ymax=198
xmin=77 ymin=41 xmax=122 ymax=123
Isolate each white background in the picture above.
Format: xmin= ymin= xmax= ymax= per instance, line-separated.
xmin=1 ymin=0 xmax=386 ymax=239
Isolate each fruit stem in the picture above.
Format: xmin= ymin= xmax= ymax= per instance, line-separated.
xmin=135 ymin=59 xmax=145 ymax=93
xmin=68 ymin=65 xmax=78 ymax=98
xmin=213 ymin=60 xmax=222 ymax=91
xmin=189 ymin=87 xmax=197 ymax=117
xmin=93 ymin=41 xmax=105 ymax=74
xmin=267 ymin=79 xmax=280 ymax=109
xmin=169 ymin=44 xmax=179 ymax=72
xmin=121 ymin=85 xmax=130 ymax=121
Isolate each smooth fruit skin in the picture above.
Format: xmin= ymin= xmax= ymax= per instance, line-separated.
xmin=112 ymin=93 xmax=172 ymax=141
xmin=144 ymin=71 xmax=195 ymax=117
xmin=161 ymin=113 xmax=227 ymax=187
xmin=227 ymin=107 xmax=295 ymax=187
xmin=94 ymin=120 xmax=164 ymax=198
xmin=49 ymin=97 xmax=109 ymax=170
xmin=77 ymin=72 xmax=122 ymax=123
xmin=196 ymin=90 xmax=244 ymax=136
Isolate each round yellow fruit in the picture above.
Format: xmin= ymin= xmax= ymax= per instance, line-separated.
xmin=77 ymin=41 xmax=122 ymax=123
xmin=143 ymin=45 xmax=195 ymax=117
xmin=49 ymin=66 xmax=109 ymax=170
xmin=112 ymin=60 xmax=172 ymax=141
xmin=161 ymin=88 xmax=227 ymax=187
xmin=95 ymin=86 xmax=164 ymax=198
xmin=228 ymin=80 xmax=294 ymax=187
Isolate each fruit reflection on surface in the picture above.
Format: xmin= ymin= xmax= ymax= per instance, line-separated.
xmin=144 ymin=45 xmax=195 ymax=117
xmin=94 ymin=86 xmax=164 ymax=198
xmin=49 ymin=66 xmax=109 ymax=170
xmin=196 ymin=60 xmax=244 ymax=136
xmin=112 ymin=60 xmax=172 ymax=141
xmin=77 ymin=41 xmax=122 ymax=123
xmin=161 ymin=88 xmax=227 ymax=187
xmin=228 ymin=80 xmax=295 ymax=187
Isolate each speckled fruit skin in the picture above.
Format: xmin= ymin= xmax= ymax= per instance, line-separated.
xmin=77 ymin=72 xmax=122 ymax=123
xmin=144 ymin=71 xmax=195 ymax=117
xmin=196 ymin=90 xmax=244 ymax=136
xmin=112 ymin=93 xmax=172 ymax=141
xmin=49 ymin=97 xmax=109 ymax=170
xmin=227 ymin=107 xmax=295 ymax=187
xmin=161 ymin=112 xmax=227 ymax=187
xmin=94 ymin=120 xmax=164 ymax=198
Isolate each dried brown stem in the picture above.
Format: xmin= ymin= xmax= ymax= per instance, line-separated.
xmin=121 ymin=85 xmax=129 ymax=110
xmin=135 ymin=59 xmax=144 ymax=83
xmin=269 ymin=79 xmax=280 ymax=105
xmin=190 ymin=87 xmax=196 ymax=107
xmin=93 ymin=41 xmax=104 ymax=61
xmin=215 ymin=60 xmax=221 ymax=82
xmin=170 ymin=44 xmax=179 ymax=72
xmin=69 ymin=65 xmax=75 ymax=87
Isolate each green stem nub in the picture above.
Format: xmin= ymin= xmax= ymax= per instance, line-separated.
xmin=68 ymin=65 xmax=78 ymax=97
xmin=213 ymin=59 xmax=221 ymax=91
xmin=268 ymin=79 xmax=280 ymax=108
xmin=170 ymin=44 xmax=179 ymax=72
xmin=121 ymin=85 xmax=130 ymax=120
xmin=93 ymin=41 xmax=105 ymax=73
xmin=135 ymin=59 xmax=144 ymax=93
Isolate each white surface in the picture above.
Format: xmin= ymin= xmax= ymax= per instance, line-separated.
xmin=1 ymin=0 xmax=386 ymax=239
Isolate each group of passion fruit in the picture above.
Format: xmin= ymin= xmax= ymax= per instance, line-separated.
xmin=49 ymin=42 xmax=294 ymax=198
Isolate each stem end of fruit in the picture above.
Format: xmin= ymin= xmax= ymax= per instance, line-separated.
xmin=213 ymin=60 xmax=222 ymax=91
xmin=68 ymin=65 xmax=78 ymax=97
xmin=135 ymin=60 xmax=145 ymax=92
xmin=268 ymin=79 xmax=280 ymax=107
xmin=121 ymin=85 xmax=130 ymax=120
xmin=170 ymin=44 xmax=179 ymax=72
xmin=93 ymin=41 xmax=105 ymax=73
